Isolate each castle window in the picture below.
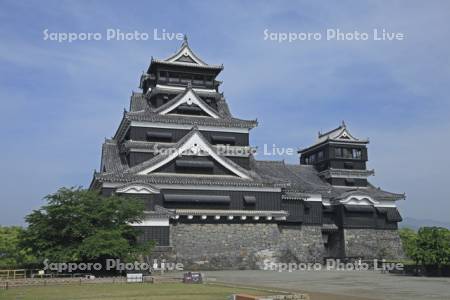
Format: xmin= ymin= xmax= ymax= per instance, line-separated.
xmin=343 ymin=148 xmax=351 ymax=158
xmin=352 ymin=149 xmax=362 ymax=159
xmin=335 ymin=147 xmax=342 ymax=157
xmin=310 ymin=154 xmax=316 ymax=163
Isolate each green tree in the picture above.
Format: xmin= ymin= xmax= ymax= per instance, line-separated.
xmin=0 ymin=226 xmax=36 ymax=268
xmin=414 ymin=227 xmax=450 ymax=273
xmin=399 ymin=228 xmax=418 ymax=262
xmin=20 ymin=187 xmax=153 ymax=263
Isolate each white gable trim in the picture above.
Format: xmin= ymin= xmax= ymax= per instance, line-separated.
xmin=340 ymin=195 xmax=378 ymax=205
xmin=131 ymin=121 xmax=250 ymax=133
xmin=137 ymin=132 xmax=251 ymax=179
xmin=336 ymin=128 xmax=358 ymax=141
xmin=159 ymin=89 xmax=219 ymax=118
xmin=116 ymin=184 xmax=160 ymax=194
xmin=167 ymin=46 xmax=206 ymax=66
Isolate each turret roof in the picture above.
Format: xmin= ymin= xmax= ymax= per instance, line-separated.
xmin=299 ymin=121 xmax=369 ymax=153
xmin=148 ymin=35 xmax=223 ymax=72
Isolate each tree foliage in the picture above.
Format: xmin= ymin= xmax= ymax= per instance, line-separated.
xmin=20 ymin=187 xmax=153 ymax=263
xmin=414 ymin=227 xmax=450 ymax=267
xmin=399 ymin=227 xmax=450 ymax=269
xmin=0 ymin=226 xmax=36 ymax=268
xmin=399 ymin=228 xmax=418 ymax=260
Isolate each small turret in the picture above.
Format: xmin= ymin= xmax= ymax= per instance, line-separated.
xmin=142 ymin=37 xmax=224 ymax=94
xmin=299 ymin=122 xmax=374 ymax=187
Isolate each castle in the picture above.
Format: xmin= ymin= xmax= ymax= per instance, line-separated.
xmin=90 ymin=37 xmax=404 ymax=269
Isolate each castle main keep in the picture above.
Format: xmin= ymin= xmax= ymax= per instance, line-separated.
xmin=90 ymin=37 xmax=404 ymax=269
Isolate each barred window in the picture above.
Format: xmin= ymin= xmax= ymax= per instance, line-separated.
xmin=352 ymin=149 xmax=362 ymax=159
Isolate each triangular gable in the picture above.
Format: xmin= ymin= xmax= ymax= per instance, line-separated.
xmin=335 ymin=128 xmax=358 ymax=141
xmin=156 ymin=89 xmax=219 ymax=118
xmin=169 ymin=102 xmax=209 ymax=117
xmin=316 ymin=122 xmax=367 ymax=144
xmin=175 ymin=55 xmax=196 ymax=63
xmin=136 ymin=130 xmax=251 ymax=179
xmin=164 ymin=38 xmax=207 ymax=66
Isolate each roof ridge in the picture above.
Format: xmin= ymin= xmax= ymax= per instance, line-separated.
xmin=162 ymin=37 xmax=209 ymax=66
xmin=318 ymin=124 xmax=344 ymax=138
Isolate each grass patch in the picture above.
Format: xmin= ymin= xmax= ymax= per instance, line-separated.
xmin=0 ymin=282 xmax=272 ymax=300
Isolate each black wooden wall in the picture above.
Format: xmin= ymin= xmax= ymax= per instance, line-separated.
xmin=128 ymin=126 xmax=249 ymax=146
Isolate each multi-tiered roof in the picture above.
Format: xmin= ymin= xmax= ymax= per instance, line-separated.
xmin=90 ymin=37 xmax=404 ymax=227
xmin=92 ymin=36 xmax=264 ymax=190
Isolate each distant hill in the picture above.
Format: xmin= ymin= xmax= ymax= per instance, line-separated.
xmin=400 ymin=217 xmax=450 ymax=230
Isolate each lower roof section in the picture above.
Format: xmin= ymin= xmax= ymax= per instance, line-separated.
xmin=95 ymin=173 xmax=279 ymax=189
xmin=94 ymin=136 xmax=404 ymax=203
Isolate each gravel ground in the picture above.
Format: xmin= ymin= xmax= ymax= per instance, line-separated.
xmin=201 ymin=270 xmax=450 ymax=300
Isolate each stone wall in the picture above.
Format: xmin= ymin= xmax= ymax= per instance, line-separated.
xmin=167 ymin=223 xmax=324 ymax=270
xmin=279 ymin=225 xmax=325 ymax=263
xmin=343 ymin=228 xmax=404 ymax=259
xmin=146 ymin=224 xmax=404 ymax=270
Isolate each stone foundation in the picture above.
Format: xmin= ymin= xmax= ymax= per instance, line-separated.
xmin=343 ymin=228 xmax=404 ymax=259
xmin=279 ymin=225 xmax=325 ymax=263
xmin=167 ymin=223 xmax=324 ymax=270
xmin=147 ymin=224 xmax=404 ymax=270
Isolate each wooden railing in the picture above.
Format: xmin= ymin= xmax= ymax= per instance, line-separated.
xmin=0 ymin=269 xmax=26 ymax=280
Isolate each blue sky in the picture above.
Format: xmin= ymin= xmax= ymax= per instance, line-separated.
xmin=1 ymin=0 xmax=449 ymax=225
